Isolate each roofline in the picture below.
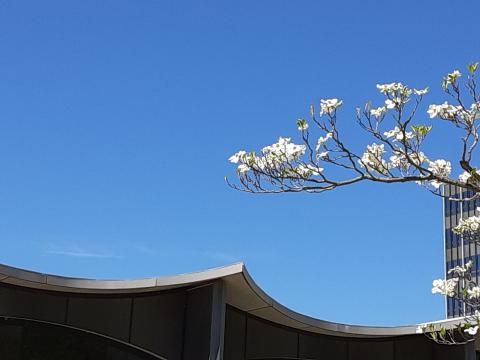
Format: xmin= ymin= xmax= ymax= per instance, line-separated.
xmin=0 ymin=262 xmax=244 ymax=293
xmin=0 ymin=262 xmax=452 ymax=337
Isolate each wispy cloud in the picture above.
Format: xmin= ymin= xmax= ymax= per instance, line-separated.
xmin=201 ymin=250 xmax=239 ymax=263
xmin=45 ymin=243 xmax=122 ymax=259
xmin=46 ymin=249 xmax=122 ymax=259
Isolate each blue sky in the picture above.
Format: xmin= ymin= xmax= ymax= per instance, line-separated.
xmin=0 ymin=0 xmax=479 ymax=326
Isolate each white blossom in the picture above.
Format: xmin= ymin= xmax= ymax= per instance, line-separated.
xmin=427 ymin=102 xmax=463 ymax=119
xmin=413 ymin=87 xmax=429 ymax=96
xmin=442 ymin=70 xmax=461 ymax=89
xmin=359 ymin=143 xmax=388 ymax=173
xmin=415 ymin=325 xmax=426 ymax=334
xmin=459 ymin=169 xmax=480 ymax=184
xmin=237 ymin=164 xmax=251 ymax=173
xmin=375 ymin=82 xmax=412 ymax=108
xmin=389 ymin=153 xmax=405 ymax=169
xmin=453 ymin=211 xmax=480 ymax=234
xmin=448 ymin=260 xmax=473 ymax=275
xmin=427 ymin=101 xmax=480 ymax=123
xmin=376 ymin=82 xmax=410 ymax=95
xmin=370 ymin=106 xmax=387 ymax=118
xmin=465 ymin=102 xmax=480 ymax=123
xmin=315 ymin=133 xmax=332 ymax=151
xmin=428 ymin=159 xmax=451 ymax=179
xmin=383 ymin=126 xmax=414 ymax=142
xmin=296 ymin=164 xmax=323 ymax=178
xmin=427 ymin=158 xmax=451 ymax=188
xmin=231 ymin=137 xmax=309 ymax=176
xmin=384 ymin=99 xmax=396 ymax=109
xmin=464 ymin=326 xmax=479 ymax=336
xmin=391 ymin=151 xmax=428 ymax=170
xmin=297 ymin=122 xmax=309 ymax=131
xmin=376 ymin=83 xmax=395 ymax=94
xmin=468 ymin=286 xmax=480 ymax=300
xmin=319 ymin=99 xmax=343 ymax=116
xmin=409 ymin=152 xmax=429 ymax=167
xmin=459 ymin=171 xmax=472 ymax=183
xmin=432 ymin=278 xmax=458 ymax=297
xmin=261 ymin=137 xmax=306 ymax=161
xmin=317 ymin=151 xmax=329 ymax=159
xmin=229 ymin=151 xmax=247 ymax=164
xmin=296 ymin=118 xmax=309 ymax=131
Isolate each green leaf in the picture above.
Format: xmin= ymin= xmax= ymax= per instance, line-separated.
xmin=468 ymin=62 xmax=479 ymax=73
xmin=411 ymin=125 xmax=432 ymax=137
xmin=439 ymin=327 xmax=446 ymax=337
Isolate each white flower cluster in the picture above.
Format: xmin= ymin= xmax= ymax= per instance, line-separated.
xmin=413 ymin=87 xmax=429 ymax=96
xmin=383 ymin=126 xmax=414 ymax=142
xmin=319 ymin=99 xmax=343 ymax=116
xmin=315 ymin=132 xmax=332 ymax=160
xmin=427 ymin=159 xmax=451 ymax=176
xmin=427 ymin=101 xmax=480 ymax=123
xmin=427 ymin=102 xmax=463 ymax=119
xmin=296 ymin=163 xmax=323 ymax=177
xmin=388 ymin=151 xmax=428 ymax=171
xmin=228 ymin=151 xmax=247 ymax=164
xmin=427 ymin=159 xmax=451 ymax=188
xmin=415 ymin=325 xmax=426 ymax=334
xmin=261 ymin=137 xmax=306 ymax=161
xmin=376 ymin=82 xmax=409 ymax=95
xmin=467 ymin=286 xmax=480 ymax=300
xmin=375 ymin=82 xmax=427 ymax=111
xmin=432 ymin=278 xmax=458 ymax=297
xmin=370 ymin=106 xmax=387 ymax=118
xmin=464 ymin=326 xmax=479 ymax=335
xmin=458 ymin=169 xmax=480 ymax=184
xmin=316 ymin=133 xmax=332 ymax=150
xmin=297 ymin=118 xmax=309 ymax=131
xmin=459 ymin=171 xmax=473 ymax=183
xmin=453 ymin=210 xmax=480 ymax=234
xmin=229 ymin=137 xmax=316 ymax=177
xmin=442 ymin=70 xmax=461 ymax=89
xmin=359 ymin=143 xmax=388 ymax=173
xmin=448 ymin=260 xmax=473 ymax=276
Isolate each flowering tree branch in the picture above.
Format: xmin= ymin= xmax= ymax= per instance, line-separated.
xmin=226 ymin=63 xmax=480 ymax=198
xmin=419 ymin=261 xmax=480 ymax=344
xmin=227 ymin=62 xmax=480 ymax=344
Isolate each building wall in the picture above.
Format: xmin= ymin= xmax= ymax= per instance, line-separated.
xmin=224 ymin=306 xmax=475 ymax=360
xmin=0 ymin=282 xmax=216 ymax=360
xmin=444 ymin=184 xmax=480 ymax=318
xmin=0 ymin=278 xmax=475 ymax=359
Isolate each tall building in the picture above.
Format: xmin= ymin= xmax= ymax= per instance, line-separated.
xmin=444 ymin=184 xmax=480 ymax=318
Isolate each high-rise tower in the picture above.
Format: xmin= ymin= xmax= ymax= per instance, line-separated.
xmin=443 ymin=184 xmax=480 ymax=318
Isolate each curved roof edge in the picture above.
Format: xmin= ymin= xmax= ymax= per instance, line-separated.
xmin=0 ymin=262 xmax=457 ymax=338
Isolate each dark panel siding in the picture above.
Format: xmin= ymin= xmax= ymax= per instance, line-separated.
xmin=348 ymin=340 xmax=394 ymax=360
xmin=299 ymin=332 xmax=347 ymax=360
xmin=183 ymin=285 xmax=213 ymax=360
xmin=0 ymin=285 xmax=67 ymax=324
xmin=246 ymin=315 xmax=298 ymax=359
xmin=130 ymin=292 xmax=186 ymax=360
xmin=224 ymin=307 xmax=246 ymax=360
xmin=224 ymin=306 xmax=475 ymax=360
xmin=67 ymin=296 xmax=132 ymax=342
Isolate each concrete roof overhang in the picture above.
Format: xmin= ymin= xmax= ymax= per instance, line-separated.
xmin=0 ymin=262 xmax=458 ymax=338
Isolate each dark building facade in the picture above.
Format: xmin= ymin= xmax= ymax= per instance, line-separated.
xmin=0 ymin=262 xmax=474 ymax=360
xmin=444 ymin=184 xmax=480 ymax=318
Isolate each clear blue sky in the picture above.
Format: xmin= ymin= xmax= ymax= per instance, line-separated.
xmin=0 ymin=0 xmax=478 ymax=326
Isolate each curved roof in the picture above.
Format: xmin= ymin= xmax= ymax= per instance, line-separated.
xmin=0 ymin=262 xmax=455 ymax=338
